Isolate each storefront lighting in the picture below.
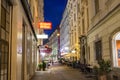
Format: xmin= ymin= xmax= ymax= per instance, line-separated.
xmin=64 ymin=47 xmax=69 ymax=50
xmin=72 ymin=50 xmax=76 ymax=53
xmin=41 ymin=52 xmax=45 ymax=57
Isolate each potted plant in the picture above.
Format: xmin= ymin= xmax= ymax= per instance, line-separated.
xmin=97 ymin=59 xmax=112 ymax=80
xmin=42 ymin=60 xmax=46 ymax=71
xmin=38 ymin=63 xmax=42 ymax=71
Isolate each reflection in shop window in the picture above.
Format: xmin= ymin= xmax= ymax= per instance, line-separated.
xmin=113 ymin=32 xmax=120 ymax=67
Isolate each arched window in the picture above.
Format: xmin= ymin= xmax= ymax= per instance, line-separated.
xmin=112 ymin=32 xmax=120 ymax=67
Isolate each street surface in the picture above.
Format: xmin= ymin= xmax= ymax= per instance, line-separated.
xmin=31 ymin=63 xmax=94 ymax=80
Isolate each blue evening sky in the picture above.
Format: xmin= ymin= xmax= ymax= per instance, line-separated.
xmin=44 ymin=0 xmax=68 ymax=37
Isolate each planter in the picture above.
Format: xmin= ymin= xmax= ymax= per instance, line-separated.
xmin=99 ymin=75 xmax=107 ymax=80
xmin=38 ymin=63 xmax=42 ymax=71
xmin=93 ymin=59 xmax=112 ymax=80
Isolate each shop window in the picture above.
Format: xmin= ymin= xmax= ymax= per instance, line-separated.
xmin=112 ymin=32 xmax=120 ymax=67
xmin=95 ymin=40 xmax=102 ymax=62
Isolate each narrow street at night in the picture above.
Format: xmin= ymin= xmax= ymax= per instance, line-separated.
xmin=0 ymin=0 xmax=120 ymax=80
xmin=31 ymin=63 xmax=93 ymax=80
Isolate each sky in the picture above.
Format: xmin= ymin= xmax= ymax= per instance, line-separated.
xmin=43 ymin=0 xmax=68 ymax=37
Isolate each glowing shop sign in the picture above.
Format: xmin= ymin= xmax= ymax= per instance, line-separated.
xmin=38 ymin=22 xmax=52 ymax=30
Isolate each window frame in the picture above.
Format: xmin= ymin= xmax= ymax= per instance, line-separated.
xmin=0 ymin=0 xmax=10 ymax=80
xmin=94 ymin=40 xmax=102 ymax=62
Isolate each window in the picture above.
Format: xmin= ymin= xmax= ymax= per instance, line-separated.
xmin=82 ymin=19 xmax=85 ymax=33
xmin=94 ymin=0 xmax=99 ymax=14
xmin=1 ymin=6 xmax=6 ymax=29
xmin=74 ymin=14 xmax=76 ymax=21
xmin=77 ymin=3 xmax=80 ymax=12
xmin=0 ymin=0 xmax=10 ymax=80
xmin=74 ymin=28 xmax=76 ymax=41
xmin=95 ymin=40 xmax=102 ymax=62
xmin=87 ymin=46 xmax=90 ymax=61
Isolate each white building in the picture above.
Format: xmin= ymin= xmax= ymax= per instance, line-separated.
xmin=49 ymin=28 xmax=59 ymax=62
xmin=60 ymin=3 xmax=70 ymax=59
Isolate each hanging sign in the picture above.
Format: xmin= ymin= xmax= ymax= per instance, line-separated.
xmin=37 ymin=34 xmax=48 ymax=39
xmin=38 ymin=22 xmax=52 ymax=30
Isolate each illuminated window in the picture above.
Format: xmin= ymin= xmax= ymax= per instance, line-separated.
xmin=112 ymin=32 xmax=120 ymax=67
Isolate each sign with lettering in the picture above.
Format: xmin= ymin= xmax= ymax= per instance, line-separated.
xmin=38 ymin=22 xmax=52 ymax=30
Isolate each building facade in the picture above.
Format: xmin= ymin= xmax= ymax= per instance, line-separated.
xmin=66 ymin=0 xmax=80 ymax=61
xmin=49 ymin=28 xmax=59 ymax=62
xmin=78 ymin=0 xmax=89 ymax=64
xmin=87 ymin=0 xmax=120 ymax=79
xmin=36 ymin=0 xmax=44 ymax=66
xmin=0 ymin=0 xmax=43 ymax=80
xmin=60 ymin=5 xmax=70 ymax=60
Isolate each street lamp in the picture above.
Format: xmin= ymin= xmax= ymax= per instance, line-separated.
xmin=57 ymin=33 xmax=60 ymax=36
xmin=72 ymin=50 xmax=76 ymax=53
xmin=64 ymin=47 xmax=69 ymax=50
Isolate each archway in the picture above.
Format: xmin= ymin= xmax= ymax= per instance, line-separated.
xmin=112 ymin=32 xmax=120 ymax=67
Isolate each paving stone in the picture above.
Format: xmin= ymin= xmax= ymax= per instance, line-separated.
xmin=31 ymin=63 xmax=94 ymax=80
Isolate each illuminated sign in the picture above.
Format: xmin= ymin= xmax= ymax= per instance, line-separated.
xmin=38 ymin=22 xmax=52 ymax=30
xmin=40 ymin=46 xmax=52 ymax=54
xmin=37 ymin=34 xmax=48 ymax=39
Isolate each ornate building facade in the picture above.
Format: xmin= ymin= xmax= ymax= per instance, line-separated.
xmin=87 ymin=0 xmax=120 ymax=79
xmin=49 ymin=28 xmax=59 ymax=62
xmin=59 ymin=5 xmax=70 ymax=60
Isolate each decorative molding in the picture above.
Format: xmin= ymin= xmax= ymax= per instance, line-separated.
xmin=88 ymin=4 xmax=120 ymax=35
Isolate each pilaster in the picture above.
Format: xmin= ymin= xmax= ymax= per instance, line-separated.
xmin=0 ymin=0 xmax=1 ymax=24
xmin=11 ymin=5 xmax=18 ymax=80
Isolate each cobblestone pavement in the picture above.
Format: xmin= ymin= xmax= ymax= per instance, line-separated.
xmin=31 ymin=63 xmax=94 ymax=80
